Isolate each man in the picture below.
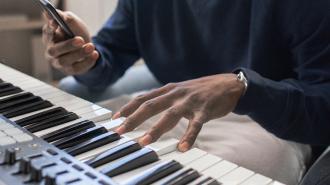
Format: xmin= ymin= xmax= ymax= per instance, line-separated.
xmin=43 ymin=0 xmax=330 ymax=184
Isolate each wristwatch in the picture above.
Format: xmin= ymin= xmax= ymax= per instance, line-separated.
xmin=236 ymin=71 xmax=248 ymax=95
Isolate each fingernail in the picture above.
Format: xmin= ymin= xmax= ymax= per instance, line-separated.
xmin=179 ymin=142 xmax=190 ymax=152
xmin=139 ymin=134 xmax=153 ymax=146
xmin=84 ymin=45 xmax=94 ymax=53
xmin=72 ymin=38 xmax=84 ymax=47
xmin=115 ymin=126 xmax=125 ymax=134
xmin=112 ymin=112 xmax=121 ymax=119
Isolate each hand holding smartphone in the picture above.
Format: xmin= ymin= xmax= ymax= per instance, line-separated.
xmin=39 ymin=0 xmax=75 ymax=39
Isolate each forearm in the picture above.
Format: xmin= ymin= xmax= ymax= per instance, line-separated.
xmin=234 ymin=68 xmax=330 ymax=145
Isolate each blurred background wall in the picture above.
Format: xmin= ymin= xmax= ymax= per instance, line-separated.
xmin=0 ymin=0 xmax=117 ymax=83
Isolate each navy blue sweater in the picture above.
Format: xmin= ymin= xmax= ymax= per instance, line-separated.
xmin=76 ymin=0 xmax=330 ymax=145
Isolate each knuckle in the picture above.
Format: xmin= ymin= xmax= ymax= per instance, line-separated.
xmin=134 ymin=95 xmax=146 ymax=104
xmin=47 ymin=47 xmax=56 ymax=56
xmin=166 ymin=107 xmax=180 ymax=117
xmin=64 ymin=12 xmax=75 ymax=23
xmin=141 ymin=100 xmax=155 ymax=110
xmin=57 ymin=57 xmax=66 ymax=66
xmin=173 ymin=87 xmax=188 ymax=96
xmin=164 ymin=83 xmax=177 ymax=89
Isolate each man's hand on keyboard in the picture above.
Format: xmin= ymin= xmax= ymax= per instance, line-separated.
xmin=42 ymin=10 xmax=99 ymax=75
xmin=114 ymin=74 xmax=245 ymax=152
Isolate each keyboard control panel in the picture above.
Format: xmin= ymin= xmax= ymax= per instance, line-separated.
xmin=0 ymin=116 xmax=116 ymax=185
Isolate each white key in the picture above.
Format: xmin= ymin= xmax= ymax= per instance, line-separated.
xmin=84 ymin=109 xmax=112 ymax=122
xmin=0 ymin=136 xmax=16 ymax=146
xmin=268 ymin=181 xmax=286 ymax=185
xmin=161 ymin=148 xmax=207 ymax=165
xmin=70 ymin=104 xmax=103 ymax=115
xmin=218 ymin=167 xmax=254 ymax=185
xmin=203 ymin=160 xmax=238 ymax=179
xmin=122 ymin=129 xmax=146 ymax=140
xmin=240 ymin=174 xmax=272 ymax=185
xmin=187 ymin=154 xmax=222 ymax=171
xmin=146 ymin=138 xmax=179 ymax=155
xmin=101 ymin=117 xmax=126 ymax=131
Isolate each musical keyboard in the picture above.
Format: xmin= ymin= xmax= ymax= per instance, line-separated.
xmin=0 ymin=63 xmax=285 ymax=185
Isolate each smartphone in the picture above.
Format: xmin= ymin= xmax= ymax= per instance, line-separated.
xmin=39 ymin=0 xmax=75 ymax=39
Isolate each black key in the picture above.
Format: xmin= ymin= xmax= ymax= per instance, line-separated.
xmin=0 ymin=96 xmax=42 ymax=113
xmin=0 ymin=86 xmax=22 ymax=97
xmin=85 ymin=141 xmax=142 ymax=168
xmin=159 ymin=168 xmax=200 ymax=185
xmin=64 ymin=132 xmax=121 ymax=156
xmin=25 ymin=112 xmax=79 ymax=133
xmin=126 ymin=160 xmax=183 ymax=185
xmin=0 ymin=79 xmax=3 ymax=83
xmin=0 ymin=82 xmax=12 ymax=89
xmin=52 ymin=126 xmax=108 ymax=149
xmin=195 ymin=177 xmax=221 ymax=185
xmin=41 ymin=120 xmax=95 ymax=143
xmin=100 ymin=147 xmax=159 ymax=177
xmin=2 ymin=100 xmax=53 ymax=118
xmin=15 ymin=107 xmax=68 ymax=127
xmin=0 ymin=92 xmax=33 ymax=105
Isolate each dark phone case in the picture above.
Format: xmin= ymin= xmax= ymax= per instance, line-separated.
xmin=39 ymin=0 xmax=75 ymax=39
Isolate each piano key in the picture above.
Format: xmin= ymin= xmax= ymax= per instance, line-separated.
xmin=77 ymin=137 xmax=131 ymax=162
xmin=0 ymin=91 xmax=25 ymax=101
xmin=52 ymin=126 xmax=108 ymax=149
xmin=0 ymin=96 xmax=42 ymax=113
xmin=33 ymin=118 xmax=88 ymax=137
xmin=202 ymin=160 xmax=238 ymax=179
xmin=101 ymin=118 xmax=126 ymax=131
xmin=0 ymin=92 xmax=33 ymax=104
xmin=64 ymin=131 xmax=121 ymax=156
xmin=2 ymin=100 xmax=53 ymax=118
xmin=155 ymin=168 xmax=200 ymax=185
xmin=188 ymin=176 xmax=221 ymax=185
xmin=0 ymin=82 xmax=12 ymax=89
xmin=186 ymin=154 xmax=222 ymax=172
xmin=123 ymin=160 xmax=183 ymax=185
xmin=217 ymin=167 xmax=254 ymax=185
xmin=161 ymin=148 xmax=207 ymax=165
xmin=85 ymin=140 xmax=142 ymax=168
xmin=41 ymin=120 xmax=95 ymax=142
xmin=33 ymin=108 xmax=112 ymax=137
xmin=0 ymin=86 xmax=22 ymax=97
xmin=0 ymin=78 xmax=2 ymax=83
xmin=268 ymin=181 xmax=285 ymax=185
xmin=25 ymin=112 xmax=79 ymax=133
xmin=146 ymin=138 xmax=179 ymax=156
xmin=99 ymin=147 xmax=159 ymax=177
xmin=240 ymin=174 xmax=272 ymax=185
xmin=15 ymin=107 xmax=68 ymax=127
